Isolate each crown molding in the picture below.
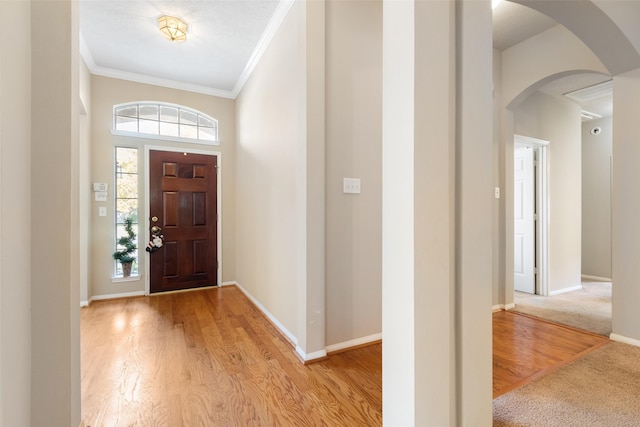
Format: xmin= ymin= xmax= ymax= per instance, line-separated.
xmin=230 ymin=0 xmax=296 ymax=98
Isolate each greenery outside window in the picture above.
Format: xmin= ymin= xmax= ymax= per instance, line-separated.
xmin=115 ymin=147 xmax=138 ymax=277
xmin=113 ymin=102 xmax=218 ymax=144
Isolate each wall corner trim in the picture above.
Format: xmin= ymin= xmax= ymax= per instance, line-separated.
xmin=549 ymin=285 xmax=583 ymax=296
xmin=325 ymin=333 xmax=382 ymax=354
xmin=610 ymin=333 xmax=640 ymax=348
xmin=233 ymin=282 xmax=329 ymax=363
xmin=581 ymin=274 xmax=612 ymax=282
xmin=296 ymin=346 xmax=328 ymax=363
xmin=492 ymin=303 xmax=516 ymax=312
xmin=220 ymin=281 xmax=238 ymax=287
xmin=234 ymin=281 xmax=299 ymax=347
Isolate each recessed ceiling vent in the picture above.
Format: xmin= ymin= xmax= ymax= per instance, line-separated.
xmin=564 ymin=80 xmax=613 ymax=104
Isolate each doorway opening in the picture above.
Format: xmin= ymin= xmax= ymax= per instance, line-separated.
xmin=513 ymin=134 xmax=549 ymax=296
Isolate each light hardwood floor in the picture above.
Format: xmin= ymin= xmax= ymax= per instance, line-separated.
xmin=82 ymin=286 xmax=610 ymax=425
xmin=81 ymin=286 xmax=381 ymax=426
xmin=492 ymin=310 xmax=609 ymax=398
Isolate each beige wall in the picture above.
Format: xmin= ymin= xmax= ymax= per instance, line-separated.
xmin=235 ymin=0 xmax=328 ymax=359
xmin=1 ymin=1 xmax=32 ymax=424
xmin=325 ymin=0 xmax=382 ymax=347
xmin=89 ymin=76 xmax=236 ymax=298
xmin=235 ymin=0 xmax=310 ymax=350
xmin=582 ymin=117 xmax=612 ymax=279
xmin=514 ymin=91 xmax=582 ymax=293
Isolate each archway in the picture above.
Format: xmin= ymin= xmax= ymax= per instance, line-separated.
xmin=498 ymin=0 xmax=640 ymax=345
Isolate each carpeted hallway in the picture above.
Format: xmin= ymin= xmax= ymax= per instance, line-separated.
xmin=513 ymin=281 xmax=612 ymax=336
xmin=495 ymin=282 xmax=640 ymax=426
xmin=494 ymin=341 xmax=640 ymax=426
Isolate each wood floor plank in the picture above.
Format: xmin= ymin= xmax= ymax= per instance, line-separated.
xmin=81 ymin=286 xmax=382 ymax=426
xmin=492 ymin=310 xmax=609 ymax=398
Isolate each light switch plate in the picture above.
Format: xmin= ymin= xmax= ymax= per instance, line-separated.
xmin=99 ymin=207 xmax=107 ymax=217
xmin=93 ymin=182 xmax=108 ymax=192
xmin=343 ymin=178 xmax=361 ymax=194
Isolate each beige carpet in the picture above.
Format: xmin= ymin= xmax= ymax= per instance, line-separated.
xmin=513 ymin=281 xmax=612 ymax=336
xmin=494 ymin=342 xmax=640 ymax=426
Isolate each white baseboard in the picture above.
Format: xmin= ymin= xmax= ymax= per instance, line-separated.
xmin=581 ymin=274 xmax=612 ymax=282
xmin=610 ymin=333 xmax=640 ymax=348
xmin=220 ymin=281 xmax=237 ymax=287
xmin=492 ymin=303 xmax=515 ymax=312
xmin=90 ymin=290 xmax=146 ymax=302
xmin=549 ymin=285 xmax=582 ymax=296
xmin=296 ymin=346 xmax=327 ymax=362
xmin=234 ymin=281 xmax=329 ymax=363
xmin=325 ymin=333 xmax=382 ymax=354
xmin=84 ymin=284 xmax=231 ymax=307
xmin=234 ymin=281 xmax=299 ymax=347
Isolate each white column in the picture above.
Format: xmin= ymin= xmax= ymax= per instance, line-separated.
xmin=31 ymin=0 xmax=81 ymax=424
xmin=382 ymin=0 xmax=493 ymax=424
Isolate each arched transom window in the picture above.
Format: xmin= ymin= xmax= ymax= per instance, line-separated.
xmin=113 ymin=102 xmax=218 ymax=144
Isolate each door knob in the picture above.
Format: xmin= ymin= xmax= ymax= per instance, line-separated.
xmin=151 ymin=225 xmax=162 ymax=235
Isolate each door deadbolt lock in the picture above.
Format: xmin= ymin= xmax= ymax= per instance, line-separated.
xmin=151 ymin=216 xmax=158 ymax=222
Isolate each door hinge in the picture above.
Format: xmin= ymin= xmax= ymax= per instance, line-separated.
xmin=534 ymin=267 xmax=538 ymax=274
xmin=534 ymin=213 xmax=538 ymax=221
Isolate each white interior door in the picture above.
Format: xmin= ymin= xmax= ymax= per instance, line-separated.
xmin=514 ymin=146 xmax=535 ymax=294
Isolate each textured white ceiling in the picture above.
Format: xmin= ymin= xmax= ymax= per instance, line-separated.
xmin=79 ymin=0 xmax=282 ymax=98
xmin=80 ymin=0 xmax=613 ymax=111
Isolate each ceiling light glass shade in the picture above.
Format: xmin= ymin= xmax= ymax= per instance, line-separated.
xmin=158 ymin=16 xmax=187 ymax=42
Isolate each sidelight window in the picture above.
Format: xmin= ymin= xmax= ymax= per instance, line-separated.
xmin=115 ymin=147 xmax=139 ymax=277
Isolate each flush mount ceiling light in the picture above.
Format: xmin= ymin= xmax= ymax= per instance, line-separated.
xmin=581 ymin=110 xmax=602 ymax=121
xmin=158 ymin=15 xmax=187 ymax=42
